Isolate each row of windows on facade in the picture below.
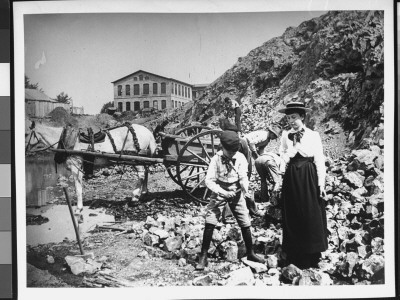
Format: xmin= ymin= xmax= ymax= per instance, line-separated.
xmin=117 ymin=99 xmax=184 ymax=111
xmin=117 ymin=82 xmax=191 ymax=98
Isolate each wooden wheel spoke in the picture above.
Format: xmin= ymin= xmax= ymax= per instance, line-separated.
xmin=185 ymin=148 xmax=208 ymax=165
xmin=190 ymin=176 xmax=206 ymax=193
xmin=180 ymin=170 xmax=207 ymax=182
xmin=202 ymin=187 xmax=209 ymax=200
xmin=183 ymin=166 xmax=196 ymax=187
xmin=179 ymin=162 xmax=208 ymax=168
xmin=197 ymin=137 xmax=211 ymax=161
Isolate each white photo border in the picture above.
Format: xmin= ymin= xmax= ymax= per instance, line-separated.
xmin=13 ymin=0 xmax=396 ymax=299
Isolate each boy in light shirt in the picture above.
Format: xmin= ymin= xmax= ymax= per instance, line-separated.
xmin=195 ymin=130 xmax=265 ymax=270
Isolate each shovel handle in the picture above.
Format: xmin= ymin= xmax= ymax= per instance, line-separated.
xmin=63 ymin=187 xmax=85 ymax=255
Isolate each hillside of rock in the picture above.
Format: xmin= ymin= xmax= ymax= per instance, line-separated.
xmin=183 ymin=10 xmax=383 ymax=150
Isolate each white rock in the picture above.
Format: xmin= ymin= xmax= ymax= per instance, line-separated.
xmin=226 ymin=267 xmax=256 ymax=286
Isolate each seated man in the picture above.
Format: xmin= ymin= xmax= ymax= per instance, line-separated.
xmin=253 ymin=126 xmax=284 ymax=202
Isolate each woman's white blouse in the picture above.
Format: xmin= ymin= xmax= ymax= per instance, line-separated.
xmin=279 ymin=126 xmax=326 ymax=189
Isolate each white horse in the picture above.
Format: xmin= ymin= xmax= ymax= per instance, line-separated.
xmin=26 ymin=121 xmax=158 ymax=222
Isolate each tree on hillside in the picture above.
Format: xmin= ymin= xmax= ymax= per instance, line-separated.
xmin=25 ymin=75 xmax=43 ymax=91
xmin=54 ymin=92 xmax=72 ymax=104
xmin=100 ymin=101 xmax=114 ymax=114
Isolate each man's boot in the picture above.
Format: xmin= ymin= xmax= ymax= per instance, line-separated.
xmin=241 ymin=226 xmax=266 ymax=263
xmin=195 ymin=223 xmax=215 ymax=270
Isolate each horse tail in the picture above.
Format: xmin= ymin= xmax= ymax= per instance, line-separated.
xmin=54 ymin=124 xmax=78 ymax=164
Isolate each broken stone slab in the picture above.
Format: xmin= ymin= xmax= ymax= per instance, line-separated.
xmin=46 ymin=255 xmax=55 ymax=264
xmin=221 ymin=241 xmax=239 ymax=262
xmin=193 ymin=273 xmax=218 ymax=286
xmin=226 ymin=267 xmax=256 ymax=286
xmin=144 ymin=216 xmax=158 ymax=229
xmin=163 ymin=236 xmax=183 ymax=252
xmin=65 ymin=256 xmax=102 ymax=275
xmin=345 ymin=252 xmax=359 ymax=276
xmin=263 ymin=274 xmax=281 ymax=286
xmin=152 ymin=228 xmax=169 ymax=240
xmin=241 ymin=257 xmax=268 ymax=273
xmin=227 ymin=226 xmax=242 ymax=241
xmin=178 ymin=258 xmax=187 ymax=267
xmin=143 ymin=232 xmax=160 ymax=247
xmin=350 ymin=149 xmax=377 ymax=170
xmin=137 ymin=250 xmax=150 ymax=259
xmin=266 ymin=254 xmax=279 ymax=268
xmin=362 ymin=254 xmax=384 ymax=276
xmin=281 ymin=264 xmax=302 ymax=281
xmin=343 ymin=172 xmax=365 ymax=188
xmin=371 ymin=237 xmax=384 ymax=254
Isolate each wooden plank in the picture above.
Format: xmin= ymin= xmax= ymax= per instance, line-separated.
xmin=51 ymin=149 xmax=164 ymax=164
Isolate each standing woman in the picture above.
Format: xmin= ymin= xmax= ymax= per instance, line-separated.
xmin=278 ymin=102 xmax=328 ymax=269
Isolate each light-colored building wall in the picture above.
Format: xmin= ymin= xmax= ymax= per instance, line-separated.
xmin=113 ymin=71 xmax=192 ymax=112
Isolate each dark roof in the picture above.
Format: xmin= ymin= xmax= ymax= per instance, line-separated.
xmin=112 ymin=69 xmax=193 ymax=87
xmin=25 ymin=88 xmax=56 ymax=102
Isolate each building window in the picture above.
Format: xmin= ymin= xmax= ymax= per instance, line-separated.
xmin=153 ymin=83 xmax=158 ymax=94
xmin=161 ymin=82 xmax=166 ymax=94
xmin=171 ymin=83 xmax=174 ymax=94
xmin=143 ymin=84 xmax=149 ymax=95
xmin=145 ymin=76 xmax=149 ymax=80
xmin=126 ymin=102 xmax=131 ymax=111
xmin=175 ymin=101 xmax=178 ymax=107
xmin=126 ymin=85 xmax=130 ymax=96
xmin=118 ymin=85 xmax=122 ymax=96
xmin=188 ymin=88 xmax=191 ymax=99
xmin=153 ymin=100 xmax=158 ymax=110
xmin=134 ymin=77 xmax=138 ymax=81
xmin=178 ymin=85 xmax=180 ymax=96
xmin=134 ymin=84 xmax=140 ymax=95
xmin=184 ymin=87 xmax=187 ymax=98
xmin=118 ymin=102 xmax=123 ymax=112
xmin=175 ymin=83 xmax=177 ymax=95
xmin=144 ymin=101 xmax=149 ymax=108
xmin=139 ymin=75 xmax=143 ymax=81
xmin=134 ymin=101 xmax=140 ymax=111
xmin=161 ymin=100 xmax=166 ymax=109
xmin=172 ymin=99 xmax=174 ymax=108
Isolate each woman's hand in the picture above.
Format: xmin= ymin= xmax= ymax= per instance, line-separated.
xmin=319 ymin=187 xmax=327 ymax=199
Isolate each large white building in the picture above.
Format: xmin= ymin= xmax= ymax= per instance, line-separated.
xmin=112 ymin=70 xmax=195 ymax=112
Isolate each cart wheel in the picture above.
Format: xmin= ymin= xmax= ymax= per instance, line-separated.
xmin=166 ymin=125 xmax=211 ymax=185
xmin=176 ymin=129 xmax=222 ymax=204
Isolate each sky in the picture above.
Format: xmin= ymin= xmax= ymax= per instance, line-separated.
xmin=25 ymin=11 xmax=326 ymax=114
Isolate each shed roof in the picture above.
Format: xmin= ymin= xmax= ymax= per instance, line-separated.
xmin=25 ymin=88 xmax=56 ymax=102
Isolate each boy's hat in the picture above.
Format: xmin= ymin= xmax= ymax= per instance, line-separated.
xmin=220 ymin=131 xmax=240 ymax=152
xmin=268 ymin=124 xmax=282 ymax=139
xmin=278 ymin=101 xmax=312 ymax=113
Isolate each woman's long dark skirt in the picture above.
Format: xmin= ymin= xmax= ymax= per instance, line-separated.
xmin=281 ymin=154 xmax=328 ymax=269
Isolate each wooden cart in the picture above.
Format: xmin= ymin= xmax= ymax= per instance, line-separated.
xmin=47 ymin=125 xmax=223 ymax=204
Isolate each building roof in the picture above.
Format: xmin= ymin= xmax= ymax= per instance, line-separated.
xmin=25 ymin=88 xmax=56 ymax=102
xmin=192 ymin=84 xmax=209 ymax=89
xmin=111 ymin=69 xmax=193 ymax=87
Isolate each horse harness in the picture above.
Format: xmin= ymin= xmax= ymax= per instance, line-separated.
xmin=79 ymin=122 xmax=141 ymax=155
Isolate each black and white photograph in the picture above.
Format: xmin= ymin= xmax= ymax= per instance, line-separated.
xmin=14 ymin=0 xmax=396 ymax=299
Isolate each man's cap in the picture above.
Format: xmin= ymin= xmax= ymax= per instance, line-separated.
xmin=278 ymin=101 xmax=312 ymax=114
xmin=220 ymin=130 xmax=240 ymax=152
xmin=268 ymin=124 xmax=283 ymax=139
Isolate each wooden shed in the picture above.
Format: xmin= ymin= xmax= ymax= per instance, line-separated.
xmin=25 ymin=88 xmax=70 ymax=118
